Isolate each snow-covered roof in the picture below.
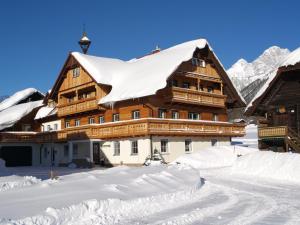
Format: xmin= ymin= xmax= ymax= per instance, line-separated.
xmin=0 ymin=88 xmax=43 ymax=112
xmin=246 ymin=47 xmax=300 ymax=113
xmin=0 ymin=100 xmax=43 ymax=131
xmin=72 ymin=39 xmax=212 ymax=104
xmin=34 ymin=106 xmax=57 ymax=120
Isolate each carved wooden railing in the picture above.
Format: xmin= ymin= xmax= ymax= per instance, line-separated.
xmin=57 ymin=97 xmax=99 ymax=116
xmin=258 ymin=126 xmax=287 ymax=138
xmin=164 ymin=87 xmax=226 ymax=107
xmin=0 ymin=119 xmax=245 ymax=143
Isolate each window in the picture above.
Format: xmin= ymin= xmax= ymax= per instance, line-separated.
xmin=188 ymin=112 xmax=200 ymax=120
xmin=211 ymin=139 xmax=218 ymax=146
xmin=64 ymin=145 xmax=69 ymax=157
xmin=67 ymin=96 xmax=74 ymax=103
xmin=132 ymin=110 xmax=140 ymax=119
xmin=212 ymin=114 xmax=218 ymax=121
xmin=199 ymin=85 xmax=204 ymax=91
xmin=131 ymin=140 xmax=138 ymax=155
xmin=172 ymin=111 xmax=179 ymax=119
xmin=185 ymin=139 xmax=192 ymax=152
xmin=161 ymin=139 xmax=168 ymax=153
xmin=75 ymin=119 xmax=80 ymax=127
xmin=207 ymin=86 xmax=214 ymax=93
xmin=47 ymin=125 xmax=51 ymax=131
xmin=72 ymin=67 xmax=80 ymax=78
xmin=54 ymin=124 xmax=58 ymax=130
xmin=113 ymin=141 xmax=120 ymax=156
xmin=182 ymin=82 xmax=190 ymax=89
xmin=44 ymin=147 xmax=48 ymax=159
xmin=73 ymin=144 xmax=78 ymax=156
xmin=158 ymin=109 xmax=166 ymax=118
xmin=192 ymin=58 xmax=206 ymax=67
xmin=22 ymin=124 xmax=31 ymax=131
xmin=171 ymin=79 xmax=178 ymax=87
xmin=99 ymin=116 xmax=105 ymax=124
xmin=65 ymin=121 xmax=70 ymax=128
xmin=112 ymin=113 xmax=120 ymax=122
xmin=89 ymin=117 xmax=95 ymax=124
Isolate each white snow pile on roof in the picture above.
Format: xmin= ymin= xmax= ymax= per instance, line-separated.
xmin=231 ymin=151 xmax=300 ymax=183
xmin=72 ymin=39 xmax=212 ymax=104
xmin=247 ymin=47 xmax=300 ymax=110
xmin=173 ymin=146 xmax=258 ymax=169
xmin=34 ymin=106 xmax=56 ymax=120
xmin=0 ymin=88 xmax=42 ymax=112
xmin=0 ymin=100 xmax=43 ymax=130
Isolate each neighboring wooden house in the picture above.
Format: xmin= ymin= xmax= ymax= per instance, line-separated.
xmin=245 ymin=47 xmax=300 ymax=152
xmin=0 ymin=36 xmax=246 ymax=167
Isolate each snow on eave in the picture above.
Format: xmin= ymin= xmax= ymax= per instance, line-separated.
xmin=34 ymin=106 xmax=57 ymax=120
xmin=0 ymin=100 xmax=43 ymax=131
xmin=72 ymin=39 xmax=243 ymax=106
xmin=0 ymin=88 xmax=44 ymax=112
xmin=280 ymin=47 xmax=300 ymax=67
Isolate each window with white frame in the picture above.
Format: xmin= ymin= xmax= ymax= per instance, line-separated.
xmin=89 ymin=117 xmax=95 ymax=124
xmin=192 ymin=58 xmax=206 ymax=67
xmin=99 ymin=116 xmax=105 ymax=124
xmin=112 ymin=113 xmax=119 ymax=122
xmin=212 ymin=114 xmax=218 ymax=121
xmin=75 ymin=119 xmax=80 ymax=127
xmin=41 ymin=125 xmax=44 ymax=132
xmin=131 ymin=140 xmax=138 ymax=155
xmin=65 ymin=121 xmax=70 ymax=128
xmin=158 ymin=109 xmax=166 ymax=118
xmin=47 ymin=125 xmax=51 ymax=131
xmin=188 ymin=112 xmax=200 ymax=120
xmin=132 ymin=110 xmax=140 ymax=119
xmin=113 ymin=141 xmax=120 ymax=156
xmin=160 ymin=139 xmax=168 ymax=153
xmin=171 ymin=111 xmax=179 ymax=119
xmin=72 ymin=67 xmax=80 ymax=78
xmin=54 ymin=123 xmax=58 ymax=130
xmin=185 ymin=139 xmax=192 ymax=152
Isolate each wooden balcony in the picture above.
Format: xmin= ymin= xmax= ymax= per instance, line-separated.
xmin=0 ymin=119 xmax=245 ymax=143
xmin=258 ymin=126 xmax=287 ymax=139
xmin=57 ymin=97 xmax=99 ymax=116
xmin=163 ymin=87 xmax=226 ymax=107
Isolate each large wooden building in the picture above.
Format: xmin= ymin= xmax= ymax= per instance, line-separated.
xmin=0 ymin=36 xmax=245 ymax=167
xmin=246 ymin=47 xmax=300 ymax=153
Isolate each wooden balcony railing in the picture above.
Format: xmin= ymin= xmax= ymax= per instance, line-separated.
xmin=0 ymin=119 xmax=245 ymax=143
xmin=57 ymin=97 xmax=99 ymax=116
xmin=258 ymin=126 xmax=287 ymax=138
xmin=164 ymin=87 xmax=226 ymax=107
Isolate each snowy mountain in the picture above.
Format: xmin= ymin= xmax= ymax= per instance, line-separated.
xmin=227 ymin=46 xmax=290 ymax=93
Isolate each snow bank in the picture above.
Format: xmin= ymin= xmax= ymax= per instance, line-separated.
xmin=0 ymin=175 xmax=41 ymax=192
xmin=231 ymin=151 xmax=300 ymax=183
xmin=0 ymin=88 xmax=42 ymax=112
xmin=232 ymin=124 xmax=258 ymax=147
xmin=72 ymin=39 xmax=211 ymax=104
xmin=173 ymin=146 xmax=257 ymax=169
xmin=0 ymin=100 xmax=43 ymax=130
xmin=34 ymin=105 xmax=56 ymax=120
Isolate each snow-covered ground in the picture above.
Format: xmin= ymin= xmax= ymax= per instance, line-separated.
xmin=232 ymin=124 xmax=258 ymax=148
xmin=1 ymin=144 xmax=300 ymax=225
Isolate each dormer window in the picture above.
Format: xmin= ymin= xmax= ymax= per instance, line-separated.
xmin=192 ymin=58 xmax=206 ymax=67
xmin=72 ymin=67 xmax=80 ymax=78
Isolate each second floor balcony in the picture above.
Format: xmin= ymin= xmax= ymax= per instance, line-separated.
xmin=57 ymin=97 xmax=99 ymax=116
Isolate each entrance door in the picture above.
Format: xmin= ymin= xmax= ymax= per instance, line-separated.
xmin=93 ymin=142 xmax=100 ymax=165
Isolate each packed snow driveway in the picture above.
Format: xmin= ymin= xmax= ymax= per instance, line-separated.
xmin=1 ymin=147 xmax=300 ymax=224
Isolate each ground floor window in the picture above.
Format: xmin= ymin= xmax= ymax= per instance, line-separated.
xmin=161 ymin=139 xmax=168 ymax=153
xmin=185 ymin=139 xmax=192 ymax=152
xmin=113 ymin=141 xmax=120 ymax=156
xmin=131 ymin=140 xmax=138 ymax=155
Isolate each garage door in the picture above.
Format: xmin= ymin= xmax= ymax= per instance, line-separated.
xmin=0 ymin=146 xmax=32 ymax=167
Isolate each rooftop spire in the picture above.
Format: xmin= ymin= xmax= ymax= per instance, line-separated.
xmin=78 ymin=25 xmax=91 ymax=54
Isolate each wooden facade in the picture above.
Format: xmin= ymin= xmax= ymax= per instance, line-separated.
xmin=247 ymin=62 xmax=300 ymax=152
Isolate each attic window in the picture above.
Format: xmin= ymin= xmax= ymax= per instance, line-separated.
xmin=192 ymin=58 xmax=206 ymax=67
xmin=72 ymin=67 xmax=80 ymax=78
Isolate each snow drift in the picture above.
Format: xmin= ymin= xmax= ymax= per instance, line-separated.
xmin=0 ymin=176 xmax=41 ymax=192
xmin=173 ymin=146 xmax=258 ymax=169
xmin=0 ymin=88 xmax=42 ymax=112
xmin=231 ymin=151 xmax=300 ymax=183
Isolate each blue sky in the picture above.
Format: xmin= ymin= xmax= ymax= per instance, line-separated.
xmin=0 ymin=0 xmax=299 ymax=96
